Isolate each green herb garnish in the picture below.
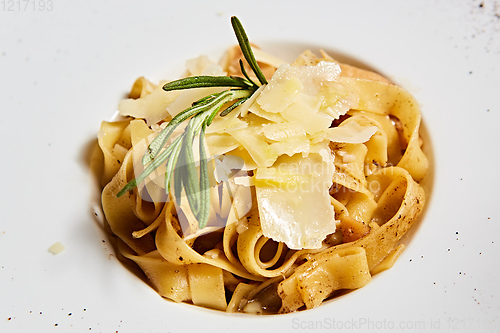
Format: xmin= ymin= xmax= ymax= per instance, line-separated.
xmin=117 ymin=16 xmax=267 ymax=229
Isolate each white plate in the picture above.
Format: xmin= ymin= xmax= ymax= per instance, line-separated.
xmin=1 ymin=1 xmax=499 ymax=332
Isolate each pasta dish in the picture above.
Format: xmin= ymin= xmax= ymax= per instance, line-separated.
xmin=95 ymin=17 xmax=429 ymax=314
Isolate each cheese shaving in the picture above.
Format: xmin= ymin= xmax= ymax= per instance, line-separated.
xmin=327 ymin=121 xmax=378 ymax=143
xmin=48 ymin=242 xmax=65 ymax=255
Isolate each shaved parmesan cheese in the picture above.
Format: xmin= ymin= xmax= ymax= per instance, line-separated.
xmin=118 ymin=86 xmax=181 ymax=126
xmin=186 ymin=55 xmax=217 ymax=76
xmin=226 ymin=126 xmax=277 ymax=167
xmin=225 ymin=114 xmax=278 ymax=167
xmin=205 ymin=133 xmax=241 ymax=156
xmin=257 ymin=76 xmax=302 ymax=113
xmin=252 ymin=48 xmax=286 ymax=69
xmin=320 ymin=81 xmax=358 ymax=119
xmin=237 ymin=85 xmax=265 ymax=117
xmin=235 ymin=217 xmax=250 ymax=234
xmin=48 ymin=242 xmax=65 ymax=254
xmin=223 ymin=147 xmax=258 ymax=171
xmin=256 ymin=61 xmax=341 ymax=115
xmin=327 ymin=121 xmax=378 ymax=143
xmin=280 ymin=94 xmax=333 ymax=135
xmin=231 ymin=184 xmax=253 ymax=220
xmin=247 ymin=102 xmax=287 ymax=123
xmin=233 ymin=175 xmax=254 ymax=186
xmin=341 ymin=153 xmax=356 ymax=163
xmin=262 ymin=121 xmax=306 ymax=141
xmin=266 ymin=61 xmax=341 ymax=95
xmin=254 ymin=153 xmax=336 ymax=249
xmin=206 ymin=107 xmax=248 ymax=134
xmin=214 ymin=155 xmax=245 ymax=183
xmin=269 ymin=138 xmax=310 ymax=157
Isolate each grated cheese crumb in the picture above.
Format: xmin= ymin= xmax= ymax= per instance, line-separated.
xmin=48 ymin=242 xmax=65 ymax=255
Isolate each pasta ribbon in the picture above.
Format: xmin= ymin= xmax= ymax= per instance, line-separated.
xmin=278 ymin=166 xmax=424 ymax=312
xmin=155 ymin=201 xmax=265 ymax=281
xmin=278 ymin=247 xmax=371 ymax=312
xmin=121 ymin=244 xmax=191 ymax=303
xmin=237 ymin=225 xmax=305 ymax=278
xmin=187 ymin=263 xmax=227 ymax=311
xmin=340 ymin=77 xmax=429 ymax=181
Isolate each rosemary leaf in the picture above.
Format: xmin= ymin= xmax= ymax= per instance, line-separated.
xmin=238 ymin=59 xmax=258 ymax=87
xmin=163 ymin=75 xmax=251 ymax=91
xmin=197 ymin=121 xmax=210 ymax=228
xmin=231 ymin=16 xmax=268 ymax=86
xmin=117 ymin=135 xmax=182 ymax=197
xmin=181 ymin=113 xmax=207 ymax=217
xmin=230 ymin=75 xmax=255 ymax=88
xmin=206 ymin=89 xmax=253 ymax=124
xmin=191 ymin=92 xmax=222 ymax=107
xmin=173 ymin=145 xmax=185 ymax=207
xmin=220 ymin=97 xmax=248 ymax=117
xmin=164 ymin=136 xmax=183 ymax=193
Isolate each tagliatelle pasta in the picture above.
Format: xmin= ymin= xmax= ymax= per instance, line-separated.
xmin=96 ymin=35 xmax=428 ymax=314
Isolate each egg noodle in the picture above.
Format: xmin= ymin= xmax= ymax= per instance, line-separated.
xmin=96 ymin=45 xmax=428 ymax=314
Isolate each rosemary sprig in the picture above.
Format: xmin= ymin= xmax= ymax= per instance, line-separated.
xmin=117 ymin=16 xmax=266 ymax=229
